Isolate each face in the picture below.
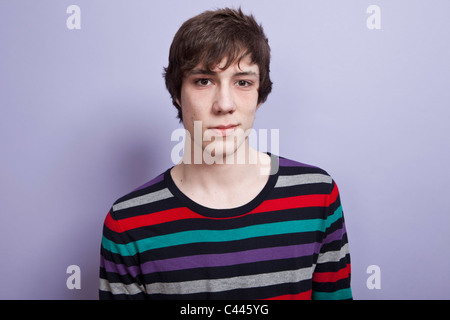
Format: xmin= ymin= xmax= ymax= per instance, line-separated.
xmin=177 ymin=55 xmax=261 ymax=162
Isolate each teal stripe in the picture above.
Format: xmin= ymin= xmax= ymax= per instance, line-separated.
xmin=102 ymin=237 xmax=139 ymax=257
xmin=326 ymin=205 xmax=342 ymax=229
xmin=312 ymin=287 xmax=352 ymax=300
xmin=103 ymin=205 xmax=343 ymax=257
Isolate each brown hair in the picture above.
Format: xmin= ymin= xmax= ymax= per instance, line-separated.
xmin=163 ymin=7 xmax=272 ymax=121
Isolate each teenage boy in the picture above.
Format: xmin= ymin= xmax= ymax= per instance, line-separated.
xmin=99 ymin=7 xmax=352 ymax=300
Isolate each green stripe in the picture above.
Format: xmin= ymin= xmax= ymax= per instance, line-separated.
xmin=103 ymin=205 xmax=343 ymax=257
xmin=326 ymin=205 xmax=342 ymax=229
xmin=312 ymin=287 xmax=352 ymax=300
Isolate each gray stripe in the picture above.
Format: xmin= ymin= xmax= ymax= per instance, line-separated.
xmin=145 ymin=266 xmax=315 ymax=295
xmin=99 ymin=278 xmax=145 ymax=296
xmin=317 ymin=243 xmax=349 ymax=264
xmin=275 ymin=173 xmax=332 ymax=188
xmin=113 ymin=188 xmax=173 ymax=211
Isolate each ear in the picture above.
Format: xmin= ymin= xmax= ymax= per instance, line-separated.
xmin=175 ymin=98 xmax=181 ymax=107
xmin=256 ymin=102 xmax=263 ymax=110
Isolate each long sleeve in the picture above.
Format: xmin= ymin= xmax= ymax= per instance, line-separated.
xmin=99 ymin=210 xmax=147 ymax=300
xmin=311 ymin=181 xmax=352 ymax=300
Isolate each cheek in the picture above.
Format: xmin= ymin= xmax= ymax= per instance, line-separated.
xmin=181 ymin=92 xmax=208 ymax=118
xmin=240 ymin=98 xmax=259 ymax=117
xmin=237 ymin=89 xmax=259 ymax=108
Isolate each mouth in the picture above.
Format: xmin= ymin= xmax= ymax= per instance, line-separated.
xmin=208 ymin=124 xmax=239 ymax=136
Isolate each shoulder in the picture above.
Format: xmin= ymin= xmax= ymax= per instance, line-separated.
xmin=274 ymin=155 xmax=336 ymax=192
xmin=109 ymin=168 xmax=174 ymax=218
xmin=276 ymin=154 xmax=331 ymax=178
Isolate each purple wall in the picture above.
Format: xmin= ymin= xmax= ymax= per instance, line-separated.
xmin=1 ymin=0 xmax=449 ymax=299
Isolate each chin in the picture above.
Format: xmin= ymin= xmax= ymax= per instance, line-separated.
xmin=203 ymin=139 xmax=249 ymax=164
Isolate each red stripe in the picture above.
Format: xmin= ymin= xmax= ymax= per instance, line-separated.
xmin=250 ymin=194 xmax=327 ymax=214
xmin=104 ymin=211 xmax=121 ymax=233
xmin=263 ymin=290 xmax=312 ymax=300
xmin=312 ymin=264 xmax=351 ymax=283
xmin=328 ymin=183 xmax=339 ymax=206
xmin=106 ymin=184 xmax=339 ymax=233
xmin=105 ymin=207 xmax=205 ymax=232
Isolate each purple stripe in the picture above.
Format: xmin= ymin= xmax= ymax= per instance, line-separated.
xmin=141 ymin=243 xmax=320 ymax=274
xmin=132 ymin=173 xmax=164 ymax=192
xmin=279 ymin=157 xmax=316 ymax=168
xmin=321 ymin=227 xmax=346 ymax=246
xmin=100 ymin=256 xmax=141 ymax=278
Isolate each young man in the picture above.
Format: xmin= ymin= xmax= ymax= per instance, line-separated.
xmin=99 ymin=8 xmax=352 ymax=300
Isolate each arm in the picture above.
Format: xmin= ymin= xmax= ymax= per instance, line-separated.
xmin=99 ymin=210 xmax=147 ymax=300
xmin=312 ymin=181 xmax=352 ymax=300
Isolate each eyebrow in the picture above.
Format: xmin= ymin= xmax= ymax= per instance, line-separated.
xmin=187 ymin=68 xmax=259 ymax=78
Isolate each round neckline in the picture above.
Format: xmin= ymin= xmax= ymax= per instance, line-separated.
xmin=164 ymin=153 xmax=279 ymax=218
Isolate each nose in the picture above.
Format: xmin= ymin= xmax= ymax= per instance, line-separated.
xmin=212 ymin=85 xmax=236 ymax=115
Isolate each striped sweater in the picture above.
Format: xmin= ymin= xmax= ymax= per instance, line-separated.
xmin=99 ymin=155 xmax=352 ymax=300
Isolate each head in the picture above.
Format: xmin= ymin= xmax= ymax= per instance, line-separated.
xmin=163 ymin=7 xmax=272 ymax=122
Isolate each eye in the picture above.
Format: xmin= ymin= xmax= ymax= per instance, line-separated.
xmin=195 ymin=79 xmax=212 ymax=86
xmin=236 ymin=80 xmax=251 ymax=87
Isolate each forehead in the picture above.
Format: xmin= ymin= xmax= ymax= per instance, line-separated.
xmin=188 ymin=54 xmax=259 ymax=76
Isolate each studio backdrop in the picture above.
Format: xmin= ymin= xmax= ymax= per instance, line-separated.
xmin=1 ymin=0 xmax=449 ymax=299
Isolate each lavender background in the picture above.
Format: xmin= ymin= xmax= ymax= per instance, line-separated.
xmin=1 ymin=0 xmax=449 ymax=300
